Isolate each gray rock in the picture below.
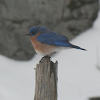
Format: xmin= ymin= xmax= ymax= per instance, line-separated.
xmin=2 ymin=0 xmax=31 ymax=20
xmin=0 ymin=0 xmax=99 ymax=60
xmin=54 ymin=2 xmax=99 ymax=39
xmin=89 ymin=97 xmax=100 ymax=100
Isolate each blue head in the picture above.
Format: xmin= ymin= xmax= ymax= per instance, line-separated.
xmin=26 ymin=26 xmax=48 ymax=37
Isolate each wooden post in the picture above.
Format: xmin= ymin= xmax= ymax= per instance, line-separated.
xmin=34 ymin=57 xmax=58 ymax=100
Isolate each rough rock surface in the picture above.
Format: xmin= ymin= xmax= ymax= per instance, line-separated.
xmin=0 ymin=0 xmax=99 ymax=60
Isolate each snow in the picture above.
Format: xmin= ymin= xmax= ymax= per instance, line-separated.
xmin=0 ymin=12 xmax=100 ymax=100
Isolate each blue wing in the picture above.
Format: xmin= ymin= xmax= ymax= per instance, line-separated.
xmin=37 ymin=31 xmax=71 ymax=47
xmin=37 ymin=31 xmax=86 ymax=50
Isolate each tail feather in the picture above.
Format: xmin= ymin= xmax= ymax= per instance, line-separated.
xmin=70 ymin=44 xmax=87 ymax=51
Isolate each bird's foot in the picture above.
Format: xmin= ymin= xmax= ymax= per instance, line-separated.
xmin=42 ymin=55 xmax=51 ymax=59
xmin=40 ymin=55 xmax=51 ymax=63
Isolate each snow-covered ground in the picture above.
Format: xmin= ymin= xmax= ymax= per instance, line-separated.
xmin=0 ymin=12 xmax=100 ymax=100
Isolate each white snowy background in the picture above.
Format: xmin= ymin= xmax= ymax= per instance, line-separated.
xmin=0 ymin=10 xmax=100 ymax=100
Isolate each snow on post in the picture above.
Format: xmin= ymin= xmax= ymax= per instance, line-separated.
xmin=34 ymin=57 xmax=58 ymax=100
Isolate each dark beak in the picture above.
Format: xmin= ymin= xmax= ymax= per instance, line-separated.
xmin=26 ymin=33 xmax=30 ymax=36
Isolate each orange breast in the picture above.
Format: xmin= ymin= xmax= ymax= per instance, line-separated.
xmin=30 ymin=33 xmax=56 ymax=55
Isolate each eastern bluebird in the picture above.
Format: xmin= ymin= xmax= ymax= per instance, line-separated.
xmin=26 ymin=26 xmax=86 ymax=57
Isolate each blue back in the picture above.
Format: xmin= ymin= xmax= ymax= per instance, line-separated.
xmin=37 ymin=30 xmax=70 ymax=47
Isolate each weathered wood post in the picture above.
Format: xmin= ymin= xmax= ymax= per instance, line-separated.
xmin=34 ymin=57 xmax=58 ymax=100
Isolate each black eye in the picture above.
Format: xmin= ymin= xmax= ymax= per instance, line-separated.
xmin=30 ymin=32 xmax=35 ymax=36
xmin=30 ymin=32 xmax=37 ymax=37
xmin=32 ymin=32 xmax=34 ymax=34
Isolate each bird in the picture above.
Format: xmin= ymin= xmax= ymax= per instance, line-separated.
xmin=26 ymin=26 xmax=86 ymax=58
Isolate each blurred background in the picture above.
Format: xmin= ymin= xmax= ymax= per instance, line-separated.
xmin=0 ymin=0 xmax=100 ymax=100
xmin=0 ymin=0 xmax=99 ymax=60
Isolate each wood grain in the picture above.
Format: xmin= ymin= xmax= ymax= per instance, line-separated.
xmin=34 ymin=57 xmax=58 ymax=100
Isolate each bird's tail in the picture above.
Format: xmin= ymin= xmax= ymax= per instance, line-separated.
xmin=70 ymin=43 xmax=86 ymax=51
